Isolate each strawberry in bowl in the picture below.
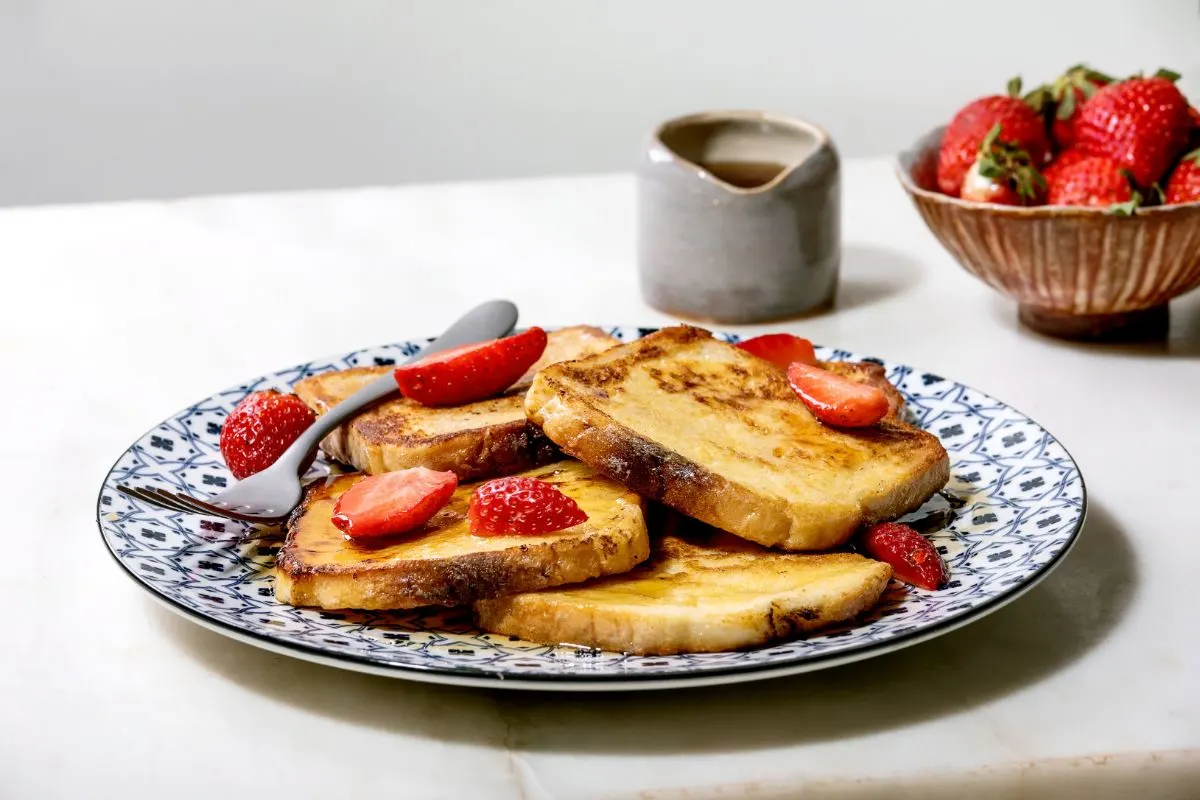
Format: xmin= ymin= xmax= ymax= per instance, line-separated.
xmin=896 ymin=65 xmax=1200 ymax=341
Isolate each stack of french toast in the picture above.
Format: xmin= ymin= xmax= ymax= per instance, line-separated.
xmin=276 ymin=325 xmax=950 ymax=655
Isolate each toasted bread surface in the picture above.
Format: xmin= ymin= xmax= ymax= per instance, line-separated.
xmin=275 ymin=460 xmax=649 ymax=610
xmin=525 ymin=326 xmax=949 ymax=551
xmin=475 ymin=523 xmax=892 ymax=655
xmin=293 ymin=325 xmax=619 ymax=480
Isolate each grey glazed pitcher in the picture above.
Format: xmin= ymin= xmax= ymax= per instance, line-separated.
xmin=637 ymin=110 xmax=840 ymax=324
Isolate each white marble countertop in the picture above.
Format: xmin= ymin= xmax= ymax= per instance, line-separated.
xmin=3 ymin=160 xmax=1198 ymax=799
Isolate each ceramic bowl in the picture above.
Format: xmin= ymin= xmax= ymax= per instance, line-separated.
xmin=896 ymin=126 xmax=1200 ymax=341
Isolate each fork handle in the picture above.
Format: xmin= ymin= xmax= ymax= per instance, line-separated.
xmin=275 ymin=300 xmax=519 ymax=472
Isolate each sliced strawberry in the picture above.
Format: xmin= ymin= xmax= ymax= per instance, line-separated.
xmin=394 ymin=327 xmax=548 ymax=407
xmin=786 ymin=362 xmax=889 ymax=428
xmin=220 ymin=390 xmax=316 ymax=480
xmin=469 ymin=476 xmax=587 ymax=536
xmin=332 ymin=467 xmax=458 ymax=540
xmin=736 ymin=333 xmax=818 ymax=369
xmin=861 ymin=521 xmax=948 ymax=591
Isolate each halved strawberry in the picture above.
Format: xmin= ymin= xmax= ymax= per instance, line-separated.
xmin=861 ymin=522 xmax=948 ymax=591
xmin=469 ymin=476 xmax=587 ymax=536
xmin=786 ymin=362 xmax=889 ymax=428
xmin=394 ymin=327 xmax=547 ymax=407
xmin=736 ymin=333 xmax=818 ymax=369
xmin=331 ymin=467 xmax=458 ymax=540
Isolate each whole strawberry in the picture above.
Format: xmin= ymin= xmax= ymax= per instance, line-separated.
xmin=1042 ymin=148 xmax=1090 ymax=185
xmin=937 ymin=94 xmax=1049 ymax=197
xmin=1045 ymin=155 xmax=1138 ymax=212
xmin=1043 ymin=65 xmax=1112 ymax=149
xmin=1164 ymin=149 xmax=1200 ymax=205
xmin=959 ymin=124 xmax=1045 ymax=205
xmin=1074 ymin=73 xmax=1192 ymax=187
xmin=220 ymin=390 xmax=316 ymax=479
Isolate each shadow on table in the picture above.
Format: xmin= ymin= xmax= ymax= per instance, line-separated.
xmin=986 ymin=290 xmax=1200 ymax=359
xmin=156 ymin=501 xmax=1134 ymax=755
xmin=832 ymin=244 xmax=924 ymax=314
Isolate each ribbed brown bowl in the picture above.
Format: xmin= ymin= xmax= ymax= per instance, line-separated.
xmin=896 ymin=126 xmax=1200 ymax=341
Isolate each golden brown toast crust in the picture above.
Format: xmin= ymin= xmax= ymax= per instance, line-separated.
xmin=275 ymin=461 xmax=649 ymax=610
xmin=525 ymin=326 xmax=949 ymax=551
xmin=293 ymin=326 xmax=619 ymax=480
xmin=475 ymin=521 xmax=892 ymax=655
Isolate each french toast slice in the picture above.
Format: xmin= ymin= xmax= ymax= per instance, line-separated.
xmin=525 ymin=325 xmax=949 ymax=551
xmin=475 ymin=521 xmax=892 ymax=655
xmin=293 ymin=325 xmax=619 ymax=480
xmin=275 ymin=460 xmax=649 ymax=610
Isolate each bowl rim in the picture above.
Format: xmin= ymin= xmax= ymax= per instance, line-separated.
xmin=895 ymin=124 xmax=1200 ymax=217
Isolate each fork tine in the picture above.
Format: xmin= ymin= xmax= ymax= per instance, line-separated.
xmin=117 ymin=485 xmax=194 ymax=515
xmin=152 ymin=488 xmax=242 ymax=520
xmin=118 ymin=483 xmax=284 ymax=524
xmin=158 ymin=487 xmax=283 ymax=524
xmin=145 ymin=487 xmax=213 ymax=515
xmin=147 ymin=487 xmax=216 ymax=517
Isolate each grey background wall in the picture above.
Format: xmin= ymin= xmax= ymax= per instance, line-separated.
xmin=2 ymin=0 xmax=1197 ymax=206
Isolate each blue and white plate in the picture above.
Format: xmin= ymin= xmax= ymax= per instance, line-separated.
xmin=97 ymin=327 xmax=1085 ymax=691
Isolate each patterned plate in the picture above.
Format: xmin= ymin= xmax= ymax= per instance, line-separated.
xmin=97 ymin=327 xmax=1085 ymax=691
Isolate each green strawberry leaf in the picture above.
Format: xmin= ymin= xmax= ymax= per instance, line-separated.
xmin=1108 ymin=200 xmax=1138 ymax=216
xmin=1023 ymin=85 xmax=1050 ymax=113
xmin=1056 ymin=89 xmax=1077 ymax=120
xmin=1154 ymin=68 xmax=1182 ymax=82
xmin=1109 ymin=189 xmax=1142 ymax=216
xmin=1007 ymin=76 xmax=1023 ymax=97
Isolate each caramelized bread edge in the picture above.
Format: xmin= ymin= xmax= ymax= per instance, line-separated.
xmin=475 ymin=554 xmax=892 ymax=655
xmin=339 ymin=417 xmax=560 ymax=480
xmin=525 ymin=327 xmax=951 ymax=550
xmin=275 ymin=480 xmax=651 ymax=610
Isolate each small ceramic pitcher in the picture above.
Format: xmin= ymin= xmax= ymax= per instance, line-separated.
xmin=637 ymin=110 xmax=840 ymax=324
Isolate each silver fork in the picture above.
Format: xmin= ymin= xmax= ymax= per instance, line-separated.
xmin=118 ymin=300 xmax=519 ymax=523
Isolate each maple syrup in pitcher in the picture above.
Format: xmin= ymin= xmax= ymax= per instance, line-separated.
xmin=638 ymin=110 xmax=840 ymax=322
xmin=701 ymin=160 xmax=788 ymax=189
